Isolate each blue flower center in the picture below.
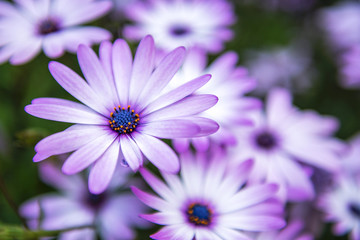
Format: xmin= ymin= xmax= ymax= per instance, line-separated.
xmin=170 ymin=25 xmax=191 ymax=36
xmin=85 ymin=193 xmax=107 ymax=210
xmin=187 ymin=203 xmax=212 ymax=226
xmin=38 ymin=18 xmax=61 ymax=35
xmin=255 ymin=132 xmax=277 ymax=150
xmin=109 ymin=105 xmax=140 ymax=134
xmin=348 ymin=202 xmax=360 ymax=218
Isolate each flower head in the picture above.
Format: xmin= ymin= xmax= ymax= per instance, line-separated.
xmin=0 ymin=0 xmax=112 ymax=65
xmin=123 ymin=0 xmax=235 ymax=53
xmin=340 ymin=45 xmax=360 ymax=89
xmin=231 ymin=88 xmax=345 ymax=202
xmin=132 ymin=150 xmax=286 ymax=240
xmin=20 ymin=162 xmax=149 ymax=240
xmin=319 ymin=176 xmax=360 ymax=240
xmin=25 ymin=35 xmax=219 ymax=193
xmin=164 ymin=48 xmax=261 ymax=152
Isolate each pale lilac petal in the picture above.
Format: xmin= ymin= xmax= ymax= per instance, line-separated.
xmin=88 ymin=139 xmax=120 ymax=194
xmin=195 ymin=228 xmax=223 ymax=240
xmin=133 ymin=133 xmax=179 ymax=173
xmin=62 ymin=1 xmax=112 ymax=26
xmin=151 ymin=225 xmax=194 ymax=240
xmin=48 ymin=61 xmax=108 ymax=115
xmin=219 ymin=214 xmax=286 ymax=231
xmin=112 ymin=38 xmax=133 ymax=105
xmin=140 ymin=212 xmax=183 ymax=225
xmin=220 ymin=184 xmax=279 ymax=213
xmin=43 ymin=34 xmax=66 ymax=58
xmin=139 ymin=119 xmax=200 ymax=138
xmin=139 ymin=168 xmax=176 ymax=202
xmin=58 ymin=229 xmax=95 ymax=240
xmin=129 ymin=35 xmax=155 ymax=102
xmin=142 ymin=74 xmax=211 ymax=115
xmin=62 ymin=132 xmax=117 ymax=175
xmin=144 ymin=94 xmax=218 ymax=122
xmin=172 ymin=138 xmax=190 ymax=153
xmin=77 ymin=44 xmax=117 ymax=109
xmin=25 ymin=99 xmax=107 ymax=125
xmin=25 ymin=101 xmax=105 ymax=124
xmin=267 ymin=88 xmax=293 ymax=126
xmin=137 ymin=47 xmax=186 ymax=106
xmin=9 ymin=38 xmax=42 ymax=65
xmin=213 ymin=226 xmax=252 ymax=240
xmin=119 ymin=135 xmax=143 ymax=171
xmin=131 ymin=186 xmax=172 ymax=211
xmin=192 ymin=137 xmax=210 ymax=152
xmin=33 ymin=124 xmax=109 ymax=162
xmin=190 ymin=117 xmax=220 ymax=137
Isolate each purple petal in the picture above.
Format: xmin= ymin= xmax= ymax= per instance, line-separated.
xmin=190 ymin=117 xmax=220 ymax=137
xmin=151 ymin=225 xmax=194 ymax=240
xmin=88 ymin=140 xmax=120 ymax=194
xmin=139 ymin=168 xmax=175 ymax=202
xmin=62 ymin=133 xmax=117 ymax=175
xmin=62 ymin=0 xmax=112 ymax=26
xmin=137 ymin=47 xmax=186 ymax=107
xmin=130 ymin=186 xmax=172 ymax=211
xmin=144 ymin=94 xmax=218 ymax=122
xmin=172 ymin=138 xmax=190 ymax=153
xmin=119 ymin=135 xmax=143 ymax=171
xmin=192 ymin=137 xmax=210 ymax=152
xmin=43 ymin=34 xmax=65 ymax=58
xmin=142 ymin=74 xmax=211 ymax=115
xmin=48 ymin=61 xmax=108 ymax=115
xmin=112 ymin=39 xmax=133 ymax=105
xmin=267 ymin=88 xmax=293 ymax=126
xmin=219 ymin=214 xmax=286 ymax=231
xmin=77 ymin=44 xmax=117 ymax=109
xmin=9 ymin=38 xmax=42 ymax=65
xmin=34 ymin=124 xmax=109 ymax=162
xmin=140 ymin=212 xmax=183 ymax=225
xmin=139 ymin=119 xmax=200 ymax=138
xmin=213 ymin=226 xmax=252 ymax=240
xmin=25 ymin=98 xmax=107 ymax=125
xmin=133 ymin=133 xmax=180 ymax=173
xmin=129 ymin=35 xmax=155 ymax=103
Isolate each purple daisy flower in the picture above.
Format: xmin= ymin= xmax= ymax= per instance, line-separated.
xmin=123 ymin=0 xmax=235 ymax=53
xmin=25 ymin=35 xmax=219 ymax=194
xmin=163 ymin=48 xmax=261 ymax=152
xmin=0 ymin=0 xmax=112 ymax=65
xmin=342 ymin=133 xmax=360 ymax=177
xmin=231 ymin=88 xmax=345 ymax=202
xmin=132 ymin=150 xmax=286 ymax=240
xmin=318 ymin=175 xmax=360 ymax=240
xmin=20 ymin=162 xmax=149 ymax=240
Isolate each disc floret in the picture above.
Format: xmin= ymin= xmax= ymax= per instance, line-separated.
xmin=187 ymin=203 xmax=212 ymax=226
xmin=109 ymin=105 xmax=140 ymax=134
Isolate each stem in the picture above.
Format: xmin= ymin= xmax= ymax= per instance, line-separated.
xmin=0 ymin=175 xmax=29 ymax=229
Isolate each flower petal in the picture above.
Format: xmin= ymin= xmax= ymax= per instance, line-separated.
xmin=25 ymin=98 xmax=107 ymax=125
xmin=144 ymin=94 xmax=218 ymax=122
xmin=62 ymin=132 xmax=117 ymax=175
xmin=119 ymin=135 xmax=143 ymax=171
xmin=131 ymin=186 xmax=172 ymax=211
xmin=139 ymin=119 xmax=200 ymax=138
xmin=133 ymin=133 xmax=180 ymax=173
xmin=218 ymin=214 xmax=285 ymax=231
xmin=88 ymin=139 xmax=120 ymax=194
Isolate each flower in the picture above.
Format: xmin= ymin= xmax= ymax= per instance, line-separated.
xmin=20 ymin=162 xmax=149 ymax=240
xmin=231 ymin=88 xmax=345 ymax=202
xmin=340 ymin=45 xmax=360 ymax=89
xmin=245 ymin=44 xmax=313 ymax=95
xmin=318 ymin=2 xmax=360 ymax=50
xmin=25 ymin=35 xmax=219 ymax=193
xmin=164 ymin=48 xmax=261 ymax=152
xmin=0 ymin=0 xmax=112 ymax=65
xmin=318 ymin=176 xmax=360 ymax=240
xmin=341 ymin=133 xmax=360 ymax=177
xmin=132 ymin=149 xmax=286 ymax=240
xmin=123 ymin=0 xmax=235 ymax=53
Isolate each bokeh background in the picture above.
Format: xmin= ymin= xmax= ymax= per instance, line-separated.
xmin=0 ymin=0 xmax=359 ymax=239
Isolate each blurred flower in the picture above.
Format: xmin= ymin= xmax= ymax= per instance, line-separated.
xmin=339 ymin=133 xmax=360 ymax=178
xmin=25 ymin=35 xmax=219 ymax=194
xmin=318 ymin=175 xmax=360 ymax=240
xmin=132 ymin=150 xmax=286 ymax=240
xmin=340 ymin=45 xmax=360 ymax=89
xmin=318 ymin=2 xmax=360 ymax=51
xmin=231 ymin=88 xmax=345 ymax=202
xmin=164 ymin=48 xmax=261 ymax=152
xmin=253 ymin=219 xmax=313 ymax=240
xmin=0 ymin=0 xmax=112 ymax=65
xmin=123 ymin=0 xmax=235 ymax=53
xmin=245 ymin=44 xmax=313 ymax=95
xmin=20 ymin=162 xmax=149 ymax=240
